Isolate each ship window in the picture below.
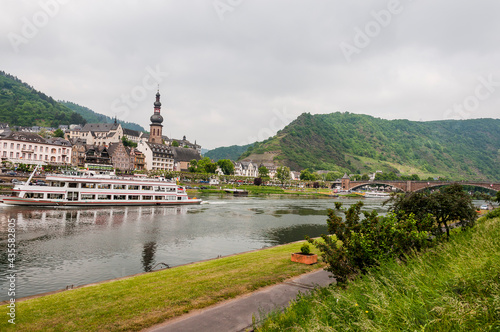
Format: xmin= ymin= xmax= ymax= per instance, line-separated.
xmin=128 ymin=195 xmax=139 ymax=200
xmin=155 ymin=196 xmax=163 ymax=200
xmin=113 ymin=195 xmax=126 ymax=200
xmin=47 ymin=194 xmax=64 ymax=199
xmin=81 ymin=194 xmax=95 ymax=200
xmin=142 ymin=195 xmax=153 ymax=200
xmin=25 ymin=193 xmax=44 ymax=199
xmin=68 ymin=183 xmax=79 ymax=188
xmin=128 ymin=185 xmax=140 ymax=190
xmin=82 ymin=183 xmax=95 ymax=189
xmin=98 ymin=195 xmax=111 ymax=200
xmin=142 ymin=186 xmax=152 ymax=190
xmin=113 ymin=184 xmax=126 ymax=190
xmin=97 ymin=183 xmax=111 ymax=189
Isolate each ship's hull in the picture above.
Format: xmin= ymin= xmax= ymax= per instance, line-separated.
xmin=2 ymin=196 xmax=203 ymax=206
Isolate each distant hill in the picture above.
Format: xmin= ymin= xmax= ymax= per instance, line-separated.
xmin=204 ymin=144 xmax=254 ymax=161
xmin=60 ymin=101 xmax=145 ymax=132
xmin=0 ymin=71 xmax=87 ymax=127
xmin=239 ymin=112 xmax=500 ymax=181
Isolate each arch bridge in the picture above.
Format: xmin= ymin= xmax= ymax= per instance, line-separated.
xmin=343 ymin=179 xmax=500 ymax=193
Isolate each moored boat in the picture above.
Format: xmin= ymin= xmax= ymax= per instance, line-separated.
xmin=3 ymin=170 xmax=202 ymax=207
xmin=364 ymin=191 xmax=391 ymax=198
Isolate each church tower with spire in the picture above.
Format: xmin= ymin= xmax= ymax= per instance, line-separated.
xmin=149 ymin=90 xmax=164 ymax=144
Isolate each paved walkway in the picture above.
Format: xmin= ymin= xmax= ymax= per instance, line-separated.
xmin=144 ymin=269 xmax=334 ymax=332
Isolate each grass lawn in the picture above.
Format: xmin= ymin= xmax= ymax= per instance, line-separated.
xmin=0 ymin=241 xmax=323 ymax=331
xmin=256 ymin=214 xmax=500 ymax=331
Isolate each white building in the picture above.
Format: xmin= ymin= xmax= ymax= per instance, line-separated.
xmin=137 ymin=141 xmax=174 ymax=171
xmin=0 ymin=132 xmax=71 ymax=166
xmin=68 ymin=123 xmax=123 ymax=146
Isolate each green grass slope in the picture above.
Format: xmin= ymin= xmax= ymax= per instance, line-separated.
xmin=240 ymin=112 xmax=500 ymax=181
xmin=0 ymin=71 xmax=87 ymax=127
xmin=257 ymin=213 xmax=500 ymax=331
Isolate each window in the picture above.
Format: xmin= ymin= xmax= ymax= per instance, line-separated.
xmin=97 ymin=183 xmax=111 ymax=189
xmin=25 ymin=193 xmax=44 ymax=199
xmin=82 ymin=183 xmax=95 ymax=189
xmin=16 ymin=144 xmax=20 ymax=149
xmin=98 ymin=195 xmax=111 ymax=200
xmin=68 ymin=183 xmax=79 ymax=188
xmin=128 ymin=195 xmax=139 ymax=200
xmin=155 ymin=196 xmax=163 ymax=200
xmin=10 ymin=152 xmax=13 ymax=157
xmin=16 ymin=152 xmax=19 ymax=158
xmin=142 ymin=195 xmax=153 ymax=200
xmin=10 ymin=143 xmax=13 ymax=149
xmin=2 ymin=143 xmax=6 ymax=148
xmin=113 ymin=184 xmax=126 ymax=190
xmin=113 ymin=195 xmax=126 ymax=200
xmin=34 ymin=146 xmax=37 ymax=152
xmin=47 ymin=194 xmax=64 ymax=199
xmin=2 ymin=151 xmax=5 ymax=157
xmin=22 ymin=144 xmax=26 ymax=149
xmin=128 ymin=185 xmax=139 ymax=190
xmin=142 ymin=186 xmax=152 ymax=191
xmin=81 ymin=194 xmax=95 ymax=200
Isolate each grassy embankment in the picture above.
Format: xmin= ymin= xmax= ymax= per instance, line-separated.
xmin=0 ymin=241 xmax=324 ymax=332
xmin=257 ymin=211 xmax=500 ymax=331
xmin=190 ymin=184 xmax=350 ymax=197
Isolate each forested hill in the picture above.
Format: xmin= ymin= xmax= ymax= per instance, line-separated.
xmin=0 ymin=71 xmax=87 ymax=127
xmin=60 ymin=101 xmax=145 ymax=132
xmin=239 ymin=112 xmax=500 ymax=181
xmin=204 ymin=144 xmax=253 ymax=161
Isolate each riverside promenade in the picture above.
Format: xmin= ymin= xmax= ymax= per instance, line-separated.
xmin=145 ymin=269 xmax=333 ymax=332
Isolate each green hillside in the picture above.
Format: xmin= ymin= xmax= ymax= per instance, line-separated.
xmin=204 ymin=143 xmax=253 ymax=161
xmin=60 ymin=101 xmax=145 ymax=132
xmin=0 ymin=71 xmax=87 ymax=127
xmin=239 ymin=112 xmax=500 ymax=181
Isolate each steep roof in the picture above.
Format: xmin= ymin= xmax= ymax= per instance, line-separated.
xmin=123 ymin=128 xmax=140 ymax=137
xmin=170 ymin=146 xmax=202 ymax=162
xmin=81 ymin=123 xmax=120 ymax=132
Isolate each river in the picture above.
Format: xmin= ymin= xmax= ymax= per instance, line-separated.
xmin=0 ymin=195 xmax=415 ymax=301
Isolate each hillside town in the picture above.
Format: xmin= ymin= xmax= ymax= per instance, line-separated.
xmin=0 ymin=91 xmax=292 ymax=180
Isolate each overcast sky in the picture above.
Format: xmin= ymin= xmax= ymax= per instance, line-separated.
xmin=1 ymin=0 xmax=499 ymax=149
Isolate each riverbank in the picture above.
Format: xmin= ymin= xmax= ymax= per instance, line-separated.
xmin=256 ymin=213 xmax=500 ymax=331
xmin=0 ymin=240 xmax=324 ymax=331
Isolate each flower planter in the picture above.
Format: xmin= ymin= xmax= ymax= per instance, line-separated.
xmin=291 ymin=252 xmax=318 ymax=265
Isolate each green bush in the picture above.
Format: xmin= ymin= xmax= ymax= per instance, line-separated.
xmin=300 ymin=243 xmax=311 ymax=255
xmin=308 ymin=201 xmax=434 ymax=285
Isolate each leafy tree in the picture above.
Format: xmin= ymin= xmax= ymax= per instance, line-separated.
xmin=360 ymin=174 xmax=370 ymax=181
xmin=121 ymin=136 xmax=137 ymax=148
xmin=197 ymin=157 xmax=217 ymax=174
xmin=276 ymin=166 xmax=290 ymax=186
xmin=217 ymin=159 xmax=234 ymax=175
xmin=300 ymin=168 xmax=316 ymax=181
xmin=495 ymin=191 xmax=500 ymax=203
xmin=53 ymin=128 xmax=65 ymax=138
xmin=325 ymin=171 xmax=343 ymax=181
xmin=254 ymin=177 xmax=263 ymax=186
xmin=258 ymin=166 xmax=269 ymax=178
xmin=387 ymin=184 xmax=477 ymax=238
xmin=172 ymin=140 xmax=179 ymax=147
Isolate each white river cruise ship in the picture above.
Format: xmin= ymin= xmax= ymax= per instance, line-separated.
xmin=3 ymin=170 xmax=202 ymax=207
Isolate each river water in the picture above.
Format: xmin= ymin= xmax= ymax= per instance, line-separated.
xmin=0 ymin=195 xmax=397 ymax=300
